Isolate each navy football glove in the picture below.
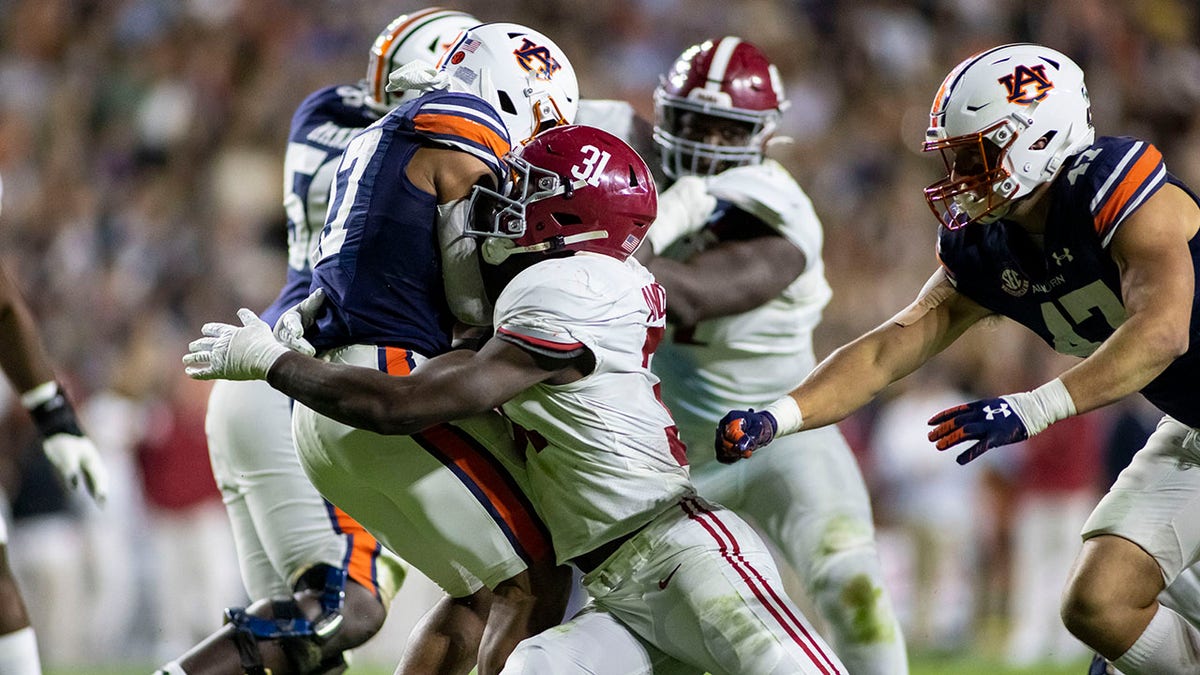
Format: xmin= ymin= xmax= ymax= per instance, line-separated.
xmin=715 ymin=409 xmax=777 ymax=464
xmin=927 ymin=397 xmax=1030 ymax=465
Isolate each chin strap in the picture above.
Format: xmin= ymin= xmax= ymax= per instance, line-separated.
xmin=481 ymin=230 xmax=609 ymax=264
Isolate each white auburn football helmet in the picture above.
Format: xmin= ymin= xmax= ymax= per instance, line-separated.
xmin=364 ymin=7 xmax=480 ymax=114
xmin=465 ymin=125 xmax=657 ymax=265
xmin=924 ymin=43 xmax=1094 ymax=229
xmin=436 ymin=22 xmax=578 ymax=146
xmin=653 ymin=37 xmax=787 ymax=180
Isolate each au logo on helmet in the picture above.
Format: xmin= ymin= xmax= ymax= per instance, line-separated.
xmin=998 ymin=64 xmax=1054 ymax=105
xmin=513 ymin=38 xmax=561 ymax=80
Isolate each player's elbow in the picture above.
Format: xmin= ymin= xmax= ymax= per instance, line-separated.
xmin=666 ymin=295 xmax=704 ymax=327
xmin=1143 ymin=324 xmax=1190 ymax=365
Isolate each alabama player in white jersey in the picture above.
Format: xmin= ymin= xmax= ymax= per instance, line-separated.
xmin=154 ymin=10 xmax=475 ymax=675
xmin=578 ymin=38 xmax=907 ymax=674
xmin=184 ymin=124 xmax=847 ymax=674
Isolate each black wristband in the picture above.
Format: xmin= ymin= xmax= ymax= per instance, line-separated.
xmin=28 ymin=390 xmax=84 ymax=439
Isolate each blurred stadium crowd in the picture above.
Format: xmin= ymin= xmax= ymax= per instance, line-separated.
xmin=0 ymin=0 xmax=1196 ymax=669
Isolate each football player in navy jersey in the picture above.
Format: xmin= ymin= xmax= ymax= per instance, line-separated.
xmin=184 ymin=21 xmax=579 ymax=675
xmin=717 ymin=43 xmax=1200 ymax=674
xmin=155 ymin=10 xmax=482 ymax=675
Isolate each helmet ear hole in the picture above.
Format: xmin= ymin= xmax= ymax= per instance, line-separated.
xmin=496 ymin=90 xmax=518 ymax=115
xmin=552 ymin=212 xmax=583 ymax=226
xmin=1031 ymin=130 xmax=1056 ymax=151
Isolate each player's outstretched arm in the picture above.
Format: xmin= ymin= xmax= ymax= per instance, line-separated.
xmin=717 ymin=269 xmax=990 ymax=463
xmin=266 ymin=335 xmax=573 ymax=435
xmin=929 ymin=185 xmax=1199 ymax=464
xmin=0 ymin=264 xmax=108 ymax=503
xmin=184 ymin=306 xmax=574 ymax=435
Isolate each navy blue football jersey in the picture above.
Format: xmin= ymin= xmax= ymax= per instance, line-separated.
xmin=261 ymin=85 xmax=378 ymax=327
xmin=937 ymin=136 xmax=1200 ymax=427
xmin=308 ymin=90 xmax=511 ymax=356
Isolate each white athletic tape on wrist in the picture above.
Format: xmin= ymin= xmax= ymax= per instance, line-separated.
xmin=763 ymin=395 xmax=804 ymax=436
xmin=1002 ymin=377 xmax=1076 ymax=436
xmin=20 ymin=380 xmax=58 ymax=409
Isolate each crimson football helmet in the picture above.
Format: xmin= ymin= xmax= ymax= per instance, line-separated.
xmin=653 ymin=37 xmax=787 ymax=179
xmin=364 ymin=7 xmax=479 ymax=114
xmin=466 ymin=125 xmax=657 ymax=264
xmin=923 ymin=43 xmax=1094 ymax=229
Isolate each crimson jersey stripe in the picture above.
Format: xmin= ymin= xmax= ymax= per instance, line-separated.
xmin=496 ymin=326 xmax=585 ymax=352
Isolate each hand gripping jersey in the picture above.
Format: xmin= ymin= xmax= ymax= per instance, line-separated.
xmin=261 ymin=85 xmax=378 ymax=326
xmin=309 ymin=90 xmax=511 ymax=355
xmin=493 ymin=253 xmax=692 ymax=562
xmin=653 ymin=160 xmax=834 ymax=427
xmin=937 ymin=136 xmax=1200 ymax=427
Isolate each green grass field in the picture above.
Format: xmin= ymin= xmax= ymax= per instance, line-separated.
xmin=47 ymin=652 xmax=1093 ymax=674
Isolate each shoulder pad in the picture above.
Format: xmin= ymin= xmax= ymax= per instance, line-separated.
xmin=706 ymin=161 xmax=808 ymax=229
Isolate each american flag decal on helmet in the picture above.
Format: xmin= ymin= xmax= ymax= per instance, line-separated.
xmin=460 ymin=37 xmax=482 ymax=53
xmin=620 ymin=234 xmax=639 ymax=254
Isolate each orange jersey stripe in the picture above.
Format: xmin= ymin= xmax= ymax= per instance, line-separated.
xmin=419 ymin=423 xmax=553 ymax=563
xmin=413 ymin=112 xmax=510 ymax=159
xmin=1094 ymin=144 xmax=1163 ymax=235
xmin=331 ymin=505 xmax=382 ymax=596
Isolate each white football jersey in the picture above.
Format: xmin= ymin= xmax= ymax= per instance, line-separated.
xmin=574 ymin=99 xmax=639 ymax=143
xmin=654 ymin=160 xmax=833 ymax=431
xmin=493 ymin=253 xmax=692 ymax=562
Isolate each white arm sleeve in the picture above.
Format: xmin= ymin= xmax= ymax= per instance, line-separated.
xmin=437 ymin=199 xmax=493 ymax=326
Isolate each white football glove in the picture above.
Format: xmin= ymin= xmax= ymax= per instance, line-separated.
xmin=272 ymin=288 xmax=325 ymax=357
xmin=644 ymin=175 xmax=716 ymax=253
xmin=183 ymin=308 xmax=290 ymax=381
xmin=43 ymin=433 xmax=109 ymax=505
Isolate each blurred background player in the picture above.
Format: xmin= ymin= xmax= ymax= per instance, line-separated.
xmin=717 ymin=43 xmax=1200 ymax=675
xmin=213 ymin=21 xmax=577 ymax=675
xmin=152 ymin=10 xmax=482 ymax=675
xmin=185 ymin=122 xmax=847 ymax=675
xmin=579 ymin=37 xmax=908 ymax=674
xmin=0 ymin=173 xmax=108 ymax=675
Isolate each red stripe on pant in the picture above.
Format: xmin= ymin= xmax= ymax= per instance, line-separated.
xmin=681 ymin=498 xmax=842 ymax=674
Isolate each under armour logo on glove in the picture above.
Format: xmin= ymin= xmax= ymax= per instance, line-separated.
xmin=715 ymin=409 xmax=777 ymax=464
xmin=927 ymin=397 xmax=1030 ymax=465
xmin=982 ymin=403 xmax=1011 ymax=420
